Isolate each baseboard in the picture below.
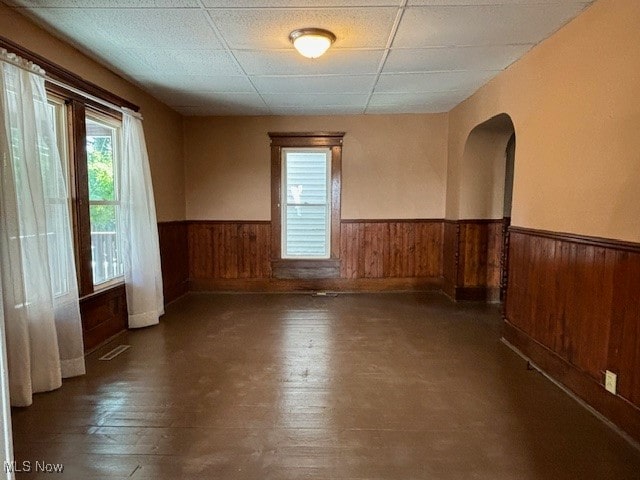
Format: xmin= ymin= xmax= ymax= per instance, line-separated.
xmin=442 ymin=277 xmax=456 ymax=300
xmin=503 ymin=321 xmax=640 ymax=444
xmin=163 ymin=280 xmax=189 ymax=305
xmin=455 ymin=286 xmax=500 ymax=302
xmin=189 ymin=276 xmax=443 ymax=293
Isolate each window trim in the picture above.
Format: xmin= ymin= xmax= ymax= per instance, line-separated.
xmin=268 ymin=132 xmax=344 ymax=279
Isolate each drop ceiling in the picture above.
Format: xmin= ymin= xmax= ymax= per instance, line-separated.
xmin=6 ymin=0 xmax=594 ymax=116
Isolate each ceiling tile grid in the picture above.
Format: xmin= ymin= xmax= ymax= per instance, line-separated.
xmin=7 ymin=0 xmax=594 ymax=115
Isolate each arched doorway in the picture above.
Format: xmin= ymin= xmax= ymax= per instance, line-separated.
xmin=444 ymin=114 xmax=515 ymax=303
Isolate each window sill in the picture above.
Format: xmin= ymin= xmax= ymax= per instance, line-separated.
xmin=80 ymin=280 xmax=125 ymax=302
xmin=271 ymin=259 xmax=340 ymax=279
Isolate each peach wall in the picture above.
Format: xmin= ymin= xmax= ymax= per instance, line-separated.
xmin=0 ymin=3 xmax=185 ymax=221
xmin=451 ymin=114 xmax=515 ymax=220
xmin=184 ymin=114 xmax=448 ymax=221
xmin=447 ymin=0 xmax=640 ymax=243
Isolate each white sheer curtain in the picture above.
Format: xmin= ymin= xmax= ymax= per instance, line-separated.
xmin=0 ymin=50 xmax=85 ymax=407
xmin=0 ymin=278 xmax=15 ymax=480
xmin=120 ymin=110 xmax=164 ymax=329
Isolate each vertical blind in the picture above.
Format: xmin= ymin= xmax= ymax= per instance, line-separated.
xmin=282 ymin=149 xmax=330 ymax=259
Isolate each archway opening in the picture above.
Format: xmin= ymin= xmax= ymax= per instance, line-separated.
xmin=447 ymin=113 xmax=515 ymax=303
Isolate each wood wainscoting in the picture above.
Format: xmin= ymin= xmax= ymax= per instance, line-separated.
xmin=504 ymin=227 xmax=640 ymax=442
xmin=158 ymin=221 xmax=189 ymax=304
xmin=186 ymin=219 xmax=443 ymax=292
xmin=443 ymin=219 xmax=504 ymax=301
xmin=79 ymin=284 xmax=128 ymax=352
xmin=188 ymin=221 xmax=272 ymax=282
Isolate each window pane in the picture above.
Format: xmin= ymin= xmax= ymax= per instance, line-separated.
xmin=86 ymin=119 xmax=116 ymax=202
xmin=285 ymin=205 xmax=328 ymax=258
xmin=282 ymin=149 xmax=330 ymax=259
xmin=87 ymin=114 xmax=122 ymax=287
xmin=285 ymin=152 xmax=327 ymax=205
xmin=90 ymin=205 xmax=123 ymax=285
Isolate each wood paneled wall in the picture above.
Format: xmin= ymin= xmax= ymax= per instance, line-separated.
xmin=188 ymin=221 xmax=272 ymax=280
xmin=185 ymin=219 xmax=443 ymax=291
xmin=158 ymin=221 xmax=189 ymax=304
xmin=80 ymin=284 xmax=127 ymax=352
xmin=340 ymin=220 xmax=443 ymax=279
xmin=504 ymin=227 xmax=640 ymax=442
xmin=443 ymin=219 xmax=504 ymax=301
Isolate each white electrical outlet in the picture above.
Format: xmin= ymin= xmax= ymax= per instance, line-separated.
xmin=605 ymin=370 xmax=617 ymax=394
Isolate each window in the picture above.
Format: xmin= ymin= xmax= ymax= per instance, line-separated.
xmin=86 ymin=113 xmax=123 ymax=286
xmin=44 ymin=86 xmax=127 ymax=297
xmin=269 ymin=132 xmax=344 ymax=279
xmin=282 ymin=148 xmax=331 ymax=259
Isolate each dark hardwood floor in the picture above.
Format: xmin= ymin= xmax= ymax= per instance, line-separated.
xmin=11 ymin=293 xmax=640 ymax=479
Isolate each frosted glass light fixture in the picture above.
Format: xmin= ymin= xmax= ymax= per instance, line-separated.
xmin=289 ymin=28 xmax=336 ymax=59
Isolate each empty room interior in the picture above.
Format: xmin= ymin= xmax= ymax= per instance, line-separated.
xmin=0 ymin=0 xmax=639 ymax=478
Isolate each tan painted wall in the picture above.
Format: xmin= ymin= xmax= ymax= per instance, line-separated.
xmin=447 ymin=0 xmax=640 ymax=242
xmin=184 ymin=114 xmax=448 ymax=220
xmin=0 ymin=3 xmax=185 ymax=221
xmin=452 ymin=115 xmax=514 ymax=220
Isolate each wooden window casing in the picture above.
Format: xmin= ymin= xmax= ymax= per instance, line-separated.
xmin=269 ymin=132 xmax=344 ymax=279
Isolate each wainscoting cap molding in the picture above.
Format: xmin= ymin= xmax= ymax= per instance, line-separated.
xmin=445 ymin=218 xmax=505 ymax=224
xmin=187 ymin=220 xmax=271 ymax=225
xmin=341 ymin=218 xmax=443 ymax=224
xmin=509 ymin=226 xmax=640 ymax=253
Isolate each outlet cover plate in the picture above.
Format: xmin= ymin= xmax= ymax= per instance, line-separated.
xmin=605 ymin=370 xmax=617 ymax=394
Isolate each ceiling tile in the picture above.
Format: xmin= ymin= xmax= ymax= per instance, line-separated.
xmin=365 ymin=102 xmax=453 ymax=114
xmin=120 ymin=49 xmax=242 ymax=76
xmin=207 ymin=7 xmax=397 ymax=49
xmin=134 ymin=75 xmax=255 ymax=93
xmin=150 ymin=89 xmax=266 ymax=108
xmin=250 ymin=75 xmax=376 ymax=94
xmin=368 ymin=90 xmax=469 ymax=107
xmin=71 ymin=46 xmax=152 ymax=76
xmin=375 ymin=70 xmax=499 ymax=93
xmin=393 ymin=4 xmax=590 ymax=48
xmin=28 ymin=7 xmax=223 ymax=50
xmin=269 ymin=106 xmax=365 ymax=115
xmin=8 ymin=0 xmax=595 ymax=116
xmin=383 ymin=44 xmax=532 ymax=73
xmin=20 ymin=8 xmax=101 ymax=43
xmin=262 ymin=93 xmax=368 ymax=108
xmin=203 ymin=0 xmax=397 ymax=6
xmin=234 ymin=49 xmax=383 ymax=76
xmin=367 ymin=90 xmax=470 ymax=113
xmin=11 ymin=0 xmax=199 ymax=6
xmin=175 ymin=105 xmax=271 ymax=116
xmin=171 ymin=92 xmax=267 ymax=109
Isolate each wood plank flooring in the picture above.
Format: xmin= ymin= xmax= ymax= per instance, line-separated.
xmin=11 ymin=293 xmax=640 ymax=479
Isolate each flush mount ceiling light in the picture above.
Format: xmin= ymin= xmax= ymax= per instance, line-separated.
xmin=289 ymin=28 xmax=336 ymax=59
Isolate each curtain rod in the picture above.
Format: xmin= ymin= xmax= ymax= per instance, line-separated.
xmin=45 ymin=76 xmax=143 ymax=120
